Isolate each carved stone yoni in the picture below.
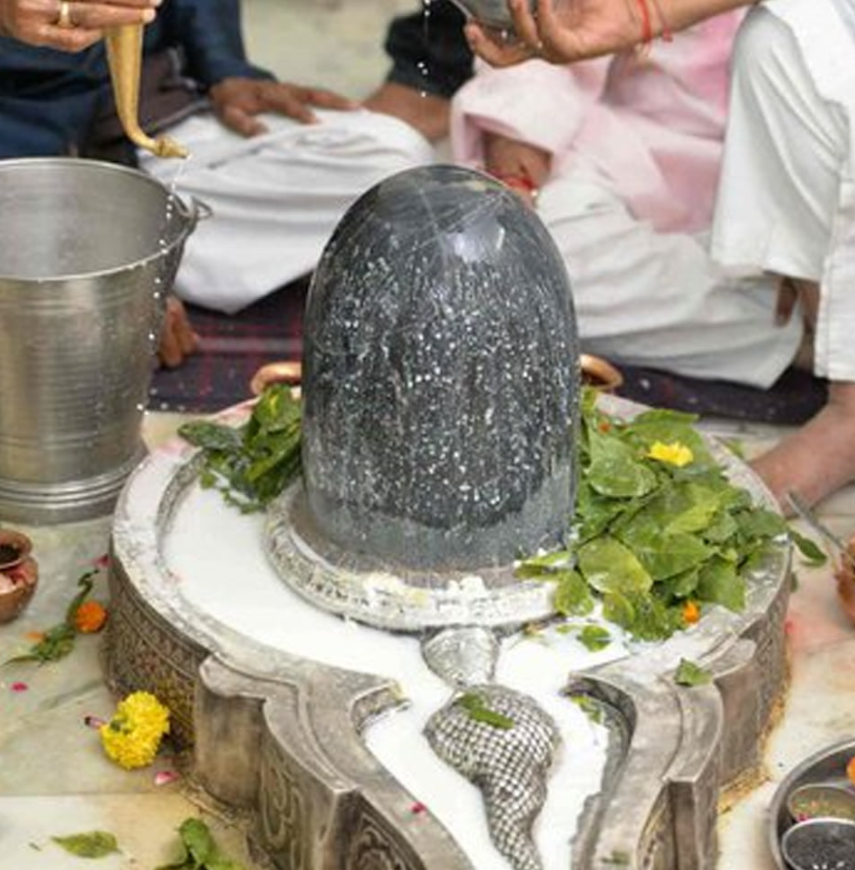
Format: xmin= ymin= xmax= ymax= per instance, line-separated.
xmin=301 ymin=165 xmax=580 ymax=573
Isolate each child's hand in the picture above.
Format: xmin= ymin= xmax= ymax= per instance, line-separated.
xmin=484 ymin=133 xmax=550 ymax=208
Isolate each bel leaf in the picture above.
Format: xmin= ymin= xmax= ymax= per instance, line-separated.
xmin=788 ymin=528 xmax=828 ymax=566
xmin=675 ymin=658 xmax=712 ymax=687
xmin=553 ymin=570 xmax=595 ymax=617
xmin=51 ymin=831 xmax=119 ymax=859
xmin=578 ymin=537 xmax=653 ymax=595
xmin=587 ymin=454 xmax=659 ymax=499
xmin=578 ymin=625 xmax=612 ymax=651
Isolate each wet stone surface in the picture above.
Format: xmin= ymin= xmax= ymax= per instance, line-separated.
xmin=301 ymin=165 xmax=580 ymax=573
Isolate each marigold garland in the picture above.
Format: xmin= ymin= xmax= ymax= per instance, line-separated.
xmin=100 ymin=691 xmax=170 ymax=770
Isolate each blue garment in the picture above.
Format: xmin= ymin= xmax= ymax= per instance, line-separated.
xmin=0 ymin=0 xmax=271 ymax=158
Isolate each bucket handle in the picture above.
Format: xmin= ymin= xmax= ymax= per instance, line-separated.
xmin=173 ymin=194 xmax=213 ymax=241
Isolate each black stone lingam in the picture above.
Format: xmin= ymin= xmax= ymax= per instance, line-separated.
xmin=300 ymin=165 xmax=579 ymax=573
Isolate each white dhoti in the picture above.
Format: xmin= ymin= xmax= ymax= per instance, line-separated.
xmin=538 ymin=165 xmax=801 ymax=388
xmin=140 ymin=109 xmax=434 ymax=314
xmin=711 ymin=0 xmax=855 ymax=382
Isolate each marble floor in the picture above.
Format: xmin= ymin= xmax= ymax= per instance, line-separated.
xmin=3 ymin=1 xmax=855 ymax=868
xmin=3 ymin=411 xmax=855 ymax=870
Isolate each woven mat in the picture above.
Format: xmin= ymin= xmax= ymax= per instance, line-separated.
xmin=150 ymin=281 xmax=826 ymax=425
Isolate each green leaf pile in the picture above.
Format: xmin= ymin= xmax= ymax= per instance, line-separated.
xmin=517 ymin=391 xmax=789 ymax=642
xmin=157 ymin=818 xmax=246 ymax=870
xmin=179 ymin=384 xmax=301 ymax=513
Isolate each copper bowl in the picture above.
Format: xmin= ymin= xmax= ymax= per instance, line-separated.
xmin=249 ymin=357 xmax=624 ymax=397
xmin=0 ymin=529 xmax=32 ymax=570
xmin=0 ymin=529 xmax=37 ymax=623
xmin=580 ymin=354 xmax=624 ymax=393
xmin=249 ymin=360 xmax=302 ymax=397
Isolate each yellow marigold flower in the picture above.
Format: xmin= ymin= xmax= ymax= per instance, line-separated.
xmin=100 ymin=691 xmax=170 ymax=770
xmin=647 ymin=441 xmax=694 ymax=468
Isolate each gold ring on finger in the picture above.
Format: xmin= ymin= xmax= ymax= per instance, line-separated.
xmin=56 ymin=0 xmax=75 ymax=28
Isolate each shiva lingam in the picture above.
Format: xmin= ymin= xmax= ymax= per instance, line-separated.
xmin=106 ymin=165 xmax=792 ymax=870
xmin=0 ymin=529 xmax=38 ymax=623
xmin=105 ymin=25 xmax=188 ymax=158
xmin=266 ymin=164 xmax=579 ymax=870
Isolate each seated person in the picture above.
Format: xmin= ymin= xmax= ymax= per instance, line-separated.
xmin=464 ymin=0 xmax=855 ymax=511
xmin=0 ymin=0 xmax=440 ymax=330
xmin=365 ymin=0 xmax=473 ymax=142
xmin=451 ymin=11 xmax=801 ymax=390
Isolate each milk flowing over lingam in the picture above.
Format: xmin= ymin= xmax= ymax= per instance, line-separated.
xmin=266 ymin=164 xmax=581 ymax=870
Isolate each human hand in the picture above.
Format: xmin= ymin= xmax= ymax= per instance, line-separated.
xmin=484 ymin=133 xmax=550 ymax=207
xmin=0 ymin=0 xmax=158 ymax=52
xmin=157 ymin=296 xmax=199 ymax=370
xmin=210 ymin=78 xmax=357 ymax=137
xmin=466 ymin=0 xmax=645 ymax=66
xmin=363 ymin=82 xmax=451 ymax=142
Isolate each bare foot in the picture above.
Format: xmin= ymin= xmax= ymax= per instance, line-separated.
xmin=157 ymin=296 xmax=199 ymax=369
xmin=751 ymin=381 xmax=855 ymax=512
xmin=363 ymin=82 xmax=450 ymax=142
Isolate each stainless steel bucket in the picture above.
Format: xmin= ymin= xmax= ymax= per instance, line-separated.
xmin=0 ymin=157 xmax=199 ymax=524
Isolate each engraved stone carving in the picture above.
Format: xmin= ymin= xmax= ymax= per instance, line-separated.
xmin=424 ymin=685 xmax=560 ymax=870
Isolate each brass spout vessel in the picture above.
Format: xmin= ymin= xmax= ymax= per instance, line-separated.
xmin=105 ymin=25 xmax=189 ymax=159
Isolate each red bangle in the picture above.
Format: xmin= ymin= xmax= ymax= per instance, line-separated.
xmin=634 ymin=0 xmax=653 ymax=45
xmin=491 ymin=172 xmax=537 ymax=193
xmin=649 ymin=0 xmax=673 ymax=41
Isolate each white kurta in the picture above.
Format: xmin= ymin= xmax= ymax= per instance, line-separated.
xmin=140 ymin=109 xmax=434 ymax=314
xmin=450 ymin=18 xmax=803 ymax=388
xmin=712 ymin=0 xmax=855 ymax=382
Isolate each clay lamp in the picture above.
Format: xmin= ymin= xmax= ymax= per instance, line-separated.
xmin=0 ymin=529 xmax=39 ymax=624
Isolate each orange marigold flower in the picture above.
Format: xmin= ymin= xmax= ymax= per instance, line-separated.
xmin=75 ymin=600 xmax=108 ymax=633
xmin=682 ymin=600 xmax=701 ymax=625
xmin=847 ymin=756 xmax=855 ymax=786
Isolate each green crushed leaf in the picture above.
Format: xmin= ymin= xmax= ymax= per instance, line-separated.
xmin=578 ymin=536 xmax=653 ymax=595
xmin=674 ymin=658 xmax=712 ymax=687
xmin=696 ymin=557 xmax=746 ymax=613
xmin=156 ymin=818 xmax=247 ymax=870
xmin=4 ymin=569 xmax=99 ymax=665
xmin=457 ymin=693 xmax=515 ymax=730
xmin=51 ymin=831 xmax=119 ymax=859
xmin=179 ymin=384 xmax=302 ymax=513
xmin=603 ymin=850 xmax=631 ymax=866
xmin=519 ymin=549 xmax=573 ymax=570
xmin=721 ymin=437 xmax=747 ymax=460
xmin=577 ymin=625 xmax=612 ymax=651
xmin=788 ymin=528 xmax=828 ymax=566
xmin=553 ymin=570 xmax=595 ymax=617
xmin=569 ymin=694 xmax=604 ymax=724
